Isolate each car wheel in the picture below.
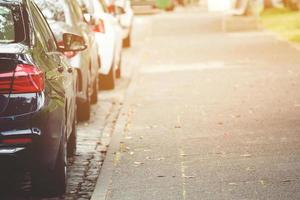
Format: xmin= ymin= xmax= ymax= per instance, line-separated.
xmin=77 ymin=90 xmax=91 ymax=121
xmin=123 ymin=34 xmax=131 ymax=48
xmin=32 ymin=132 xmax=67 ymax=197
xmin=116 ymin=58 xmax=122 ymax=79
xmin=90 ymin=78 xmax=98 ymax=104
xmin=99 ymin=66 xmax=115 ymax=90
xmin=67 ymin=115 xmax=77 ymax=157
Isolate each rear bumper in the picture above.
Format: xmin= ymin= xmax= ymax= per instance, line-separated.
xmin=0 ymin=146 xmax=32 ymax=170
xmin=0 ymin=98 xmax=65 ymax=170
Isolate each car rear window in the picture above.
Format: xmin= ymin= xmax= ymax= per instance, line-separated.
xmin=0 ymin=4 xmax=25 ymax=43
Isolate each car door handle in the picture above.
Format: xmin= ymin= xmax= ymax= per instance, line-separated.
xmin=67 ymin=67 xmax=73 ymax=73
xmin=57 ymin=66 xmax=64 ymax=73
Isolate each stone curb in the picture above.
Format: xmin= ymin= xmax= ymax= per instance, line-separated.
xmin=90 ymin=15 xmax=153 ymax=200
xmin=90 ymin=52 xmax=142 ymax=200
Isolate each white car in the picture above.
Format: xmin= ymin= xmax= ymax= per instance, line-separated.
xmin=114 ymin=0 xmax=134 ymax=47
xmin=79 ymin=0 xmax=123 ymax=90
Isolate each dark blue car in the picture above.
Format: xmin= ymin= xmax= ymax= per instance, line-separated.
xmin=0 ymin=0 xmax=86 ymax=196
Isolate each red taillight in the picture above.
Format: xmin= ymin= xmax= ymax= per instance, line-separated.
xmin=93 ymin=19 xmax=105 ymax=33
xmin=108 ymin=5 xmax=115 ymax=13
xmin=0 ymin=64 xmax=44 ymax=94
xmin=0 ymin=71 xmax=14 ymax=94
xmin=2 ymin=138 xmax=32 ymax=144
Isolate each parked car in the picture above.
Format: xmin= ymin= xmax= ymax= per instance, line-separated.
xmin=35 ymin=0 xmax=100 ymax=121
xmin=78 ymin=0 xmax=123 ymax=89
xmin=0 ymin=0 xmax=85 ymax=195
xmin=114 ymin=0 xmax=134 ymax=47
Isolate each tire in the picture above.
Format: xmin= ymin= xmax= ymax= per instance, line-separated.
xmin=32 ymin=132 xmax=67 ymax=197
xmin=90 ymin=78 xmax=98 ymax=104
xmin=67 ymin=116 xmax=77 ymax=157
xmin=99 ymin=66 xmax=115 ymax=90
xmin=123 ymin=34 xmax=131 ymax=48
xmin=77 ymin=90 xmax=91 ymax=121
xmin=116 ymin=58 xmax=122 ymax=79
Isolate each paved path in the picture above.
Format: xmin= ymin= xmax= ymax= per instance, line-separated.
xmin=95 ymin=6 xmax=300 ymax=200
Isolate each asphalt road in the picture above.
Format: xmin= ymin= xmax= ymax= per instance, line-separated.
xmin=101 ymin=6 xmax=300 ymax=200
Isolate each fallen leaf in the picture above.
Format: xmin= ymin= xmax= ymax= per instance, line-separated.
xmin=183 ymin=175 xmax=195 ymax=179
xmin=282 ymin=179 xmax=293 ymax=183
xmin=240 ymin=153 xmax=252 ymax=158
xmin=246 ymin=167 xmax=255 ymax=172
xmin=134 ymin=162 xmax=144 ymax=165
xmin=175 ymin=125 xmax=182 ymax=129
xmin=175 ymin=116 xmax=182 ymax=128
xmin=147 ymin=125 xmax=158 ymax=129
xmin=216 ymin=151 xmax=226 ymax=155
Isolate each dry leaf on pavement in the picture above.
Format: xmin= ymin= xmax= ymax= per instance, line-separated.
xmin=134 ymin=162 xmax=144 ymax=165
xmin=240 ymin=153 xmax=252 ymax=158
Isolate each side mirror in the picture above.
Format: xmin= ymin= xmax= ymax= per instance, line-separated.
xmin=83 ymin=13 xmax=95 ymax=25
xmin=61 ymin=33 xmax=87 ymax=52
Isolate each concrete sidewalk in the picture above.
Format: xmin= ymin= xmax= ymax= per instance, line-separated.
xmin=92 ymin=6 xmax=300 ymax=200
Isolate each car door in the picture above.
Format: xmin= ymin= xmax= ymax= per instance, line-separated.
xmin=69 ymin=0 xmax=99 ymax=89
xmin=81 ymin=0 xmax=116 ymax=74
xmin=28 ymin=1 xmax=75 ymax=136
xmin=99 ymin=0 xmax=123 ymax=65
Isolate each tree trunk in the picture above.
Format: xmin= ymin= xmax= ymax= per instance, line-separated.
xmin=283 ymin=0 xmax=299 ymax=10
xmin=264 ymin=0 xmax=273 ymax=9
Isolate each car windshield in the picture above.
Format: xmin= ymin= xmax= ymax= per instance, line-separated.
xmin=0 ymin=4 xmax=24 ymax=43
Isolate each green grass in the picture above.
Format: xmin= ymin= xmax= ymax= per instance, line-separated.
xmin=260 ymin=8 xmax=300 ymax=42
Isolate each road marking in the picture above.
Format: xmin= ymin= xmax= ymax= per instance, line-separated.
xmin=140 ymin=61 xmax=226 ymax=74
xmin=180 ymin=148 xmax=187 ymax=200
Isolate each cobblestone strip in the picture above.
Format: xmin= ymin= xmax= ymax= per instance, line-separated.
xmin=61 ymin=101 xmax=122 ymax=200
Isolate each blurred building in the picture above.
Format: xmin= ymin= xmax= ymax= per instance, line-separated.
xmin=207 ymin=0 xmax=232 ymax=11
